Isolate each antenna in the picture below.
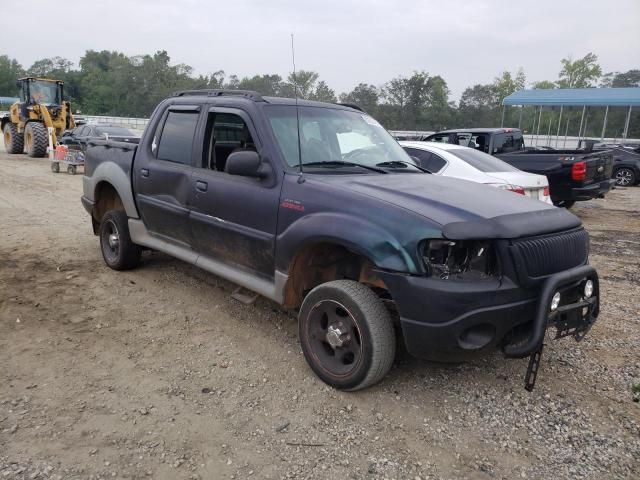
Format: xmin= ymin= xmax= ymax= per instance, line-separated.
xmin=291 ymin=34 xmax=303 ymax=178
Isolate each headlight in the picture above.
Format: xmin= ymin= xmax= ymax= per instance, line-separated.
xmin=421 ymin=239 xmax=498 ymax=280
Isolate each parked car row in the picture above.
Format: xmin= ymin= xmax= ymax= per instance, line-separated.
xmin=80 ymin=90 xmax=601 ymax=392
xmin=400 ymin=141 xmax=552 ymax=204
xmin=60 ymin=124 xmax=141 ymax=151
xmin=416 ymin=128 xmax=618 ymax=208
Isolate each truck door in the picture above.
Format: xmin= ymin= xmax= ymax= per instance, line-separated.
xmin=133 ymin=105 xmax=201 ymax=248
xmin=189 ymin=107 xmax=280 ymax=278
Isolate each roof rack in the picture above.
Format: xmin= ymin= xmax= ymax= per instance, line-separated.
xmin=335 ymin=102 xmax=365 ymax=112
xmin=172 ymin=89 xmax=264 ymax=102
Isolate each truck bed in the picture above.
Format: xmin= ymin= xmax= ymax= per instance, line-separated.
xmin=496 ymin=148 xmax=614 ymax=206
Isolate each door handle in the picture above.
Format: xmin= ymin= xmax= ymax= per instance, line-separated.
xmin=195 ymin=180 xmax=208 ymax=192
xmin=140 ymin=168 xmax=149 ymax=177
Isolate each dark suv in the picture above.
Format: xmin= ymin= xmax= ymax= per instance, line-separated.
xmin=81 ymin=90 xmax=600 ymax=391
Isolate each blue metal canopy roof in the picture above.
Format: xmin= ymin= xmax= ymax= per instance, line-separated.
xmin=0 ymin=96 xmax=18 ymax=105
xmin=503 ymin=88 xmax=640 ymax=107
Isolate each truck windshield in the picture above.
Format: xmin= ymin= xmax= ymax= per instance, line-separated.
xmin=265 ymin=105 xmax=415 ymax=170
xmin=29 ymin=81 xmax=60 ymax=105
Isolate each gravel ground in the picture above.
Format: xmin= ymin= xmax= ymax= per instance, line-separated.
xmin=1 ymin=147 xmax=639 ymax=479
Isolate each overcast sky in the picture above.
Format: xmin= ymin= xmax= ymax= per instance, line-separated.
xmin=5 ymin=0 xmax=640 ymax=99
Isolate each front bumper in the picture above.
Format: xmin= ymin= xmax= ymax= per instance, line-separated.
xmin=572 ymin=179 xmax=616 ymax=201
xmin=378 ymin=265 xmax=599 ymax=362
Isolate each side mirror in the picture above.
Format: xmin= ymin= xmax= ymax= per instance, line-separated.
xmin=225 ymin=150 xmax=266 ymax=178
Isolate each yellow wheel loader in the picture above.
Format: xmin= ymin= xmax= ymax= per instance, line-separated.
xmin=1 ymin=77 xmax=75 ymax=157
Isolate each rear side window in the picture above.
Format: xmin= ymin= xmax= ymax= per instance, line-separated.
xmin=157 ymin=111 xmax=199 ymax=165
xmin=447 ymin=148 xmax=519 ymax=172
xmin=428 ymin=153 xmax=447 ymax=172
xmin=492 ymin=134 xmax=515 ymax=154
xmin=403 ymin=147 xmax=446 ymax=173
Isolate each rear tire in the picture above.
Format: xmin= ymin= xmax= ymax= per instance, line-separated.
xmin=24 ymin=122 xmax=48 ymax=158
xmin=614 ymin=167 xmax=636 ymax=187
xmin=3 ymin=123 xmax=24 ymax=154
xmin=99 ymin=210 xmax=141 ymax=271
xmin=299 ymin=280 xmax=396 ymax=391
xmin=51 ymin=162 xmax=60 ymax=173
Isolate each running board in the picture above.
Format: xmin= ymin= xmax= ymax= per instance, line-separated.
xmin=128 ymin=219 xmax=286 ymax=304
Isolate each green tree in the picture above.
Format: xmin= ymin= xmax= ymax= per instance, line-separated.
xmin=493 ymin=68 xmax=525 ymax=103
xmin=424 ymin=75 xmax=454 ymax=130
xmin=600 ymin=69 xmax=640 ymax=88
xmin=557 ymin=52 xmax=602 ymax=88
xmin=236 ymin=74 xmax=284 ymax=96
xmin=285 ymin=70 xmax=319 ymax=99
xmin=339 ymin=83 xmax=380 ymax=114
xmin=27 ymin=57 xmax=73 ymax=77
xmin=0 ymin=55 xmax=24 ymax=97
xmin=458 ymin=84 xmax=498 ymax=126
xmin=383 ymin=71 xmax=430 ymax=129
xmin=309 ymin=80 xmax=336 ymax=103
xmin=531 ymin=80 xmax=556 ymax=89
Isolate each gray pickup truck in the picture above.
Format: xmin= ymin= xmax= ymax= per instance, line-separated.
xmin=81 ymin=90 xmax=600 ymax=391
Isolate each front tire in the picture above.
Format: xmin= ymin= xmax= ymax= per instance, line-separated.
xmin=99 ymin=210 xmax=141 ymax=271
xmin=3 ymin=123 xmax=24 ymax=154
xmin=299 ymin=280 xmax=396 ymax=391
xmin=24 ymin=122 xmax=48 ymax=158
xmin=614 ymin=167 xmax=636 ymax=187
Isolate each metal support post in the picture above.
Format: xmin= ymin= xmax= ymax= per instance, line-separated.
xmin=535 ymin=107 xmax=543 ymax=146
xmin=622 ymin=106 xmax=632 ymax=141
xmin=555 ymin=106 xmax=563 ymax=148
xmin=577 ymin=106 xmax=586 ymax=146
xmin=600 ymin=106 xmax=609 ymax=142
xmin=518 ymin=106 xmax=523 ymax=130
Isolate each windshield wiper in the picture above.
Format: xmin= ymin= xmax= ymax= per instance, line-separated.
xmin=304 ymin=161 xmax=387 ymax=174
xmin=376 ymin=160 xmax=429 ymax=172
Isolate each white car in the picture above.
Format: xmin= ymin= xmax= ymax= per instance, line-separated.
xmin=400 ymin=141 xmax=552 ymax=204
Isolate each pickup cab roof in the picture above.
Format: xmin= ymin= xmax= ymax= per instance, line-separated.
xmin=171 ymin=89 xmax=362 ymax=112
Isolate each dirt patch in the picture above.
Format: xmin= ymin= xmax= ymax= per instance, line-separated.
xmin=1 ymin=149 xmax=639 ymax=479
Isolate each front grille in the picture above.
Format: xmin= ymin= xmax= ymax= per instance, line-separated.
xmin=511 ymin=228 xmax=589 ymax=278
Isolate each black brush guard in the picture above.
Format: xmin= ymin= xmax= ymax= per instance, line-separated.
xmin=503 ymin=264 xmax=599 ymax=391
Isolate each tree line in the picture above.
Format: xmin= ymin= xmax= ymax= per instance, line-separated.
xmin=1 ymin=51 xmax=638 ymax=138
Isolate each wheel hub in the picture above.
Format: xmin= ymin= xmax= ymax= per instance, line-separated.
xmin=108 ymin=233 xmax=119 ymax=249
xmin=616 ymin=170 xmax=632 ymax=186
xmin=326 ymin=323 xmax=349 ymax=349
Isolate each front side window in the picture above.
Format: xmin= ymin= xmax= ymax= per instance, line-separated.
xmin=265 ymin=105 xmax=413 ymax=169
xmin=201 ymin=111 xmax=256 ymax=171
xmin=156 ymin=111 xmax=199 ymax=165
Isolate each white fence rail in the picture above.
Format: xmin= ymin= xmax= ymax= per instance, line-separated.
xmin=389 ymin=130 xmax=638 ymax=149
xmin=79 ymin=115 xmax=149 ymax=130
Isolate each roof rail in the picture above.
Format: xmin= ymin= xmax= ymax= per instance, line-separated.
xmin=172 ymin=89 xmax=264 ymax=102
xmin=335 ymin=102 xmax=365 ymax=112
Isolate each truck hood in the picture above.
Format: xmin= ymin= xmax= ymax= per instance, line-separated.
xmin=317 ymin=173 xmax=581 ymax=239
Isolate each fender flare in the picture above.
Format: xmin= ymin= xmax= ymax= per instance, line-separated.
xmin=89 ymin=161 xmax=139 ymax=219
xmin=276 ymin=212 xmax=421 ymax=275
